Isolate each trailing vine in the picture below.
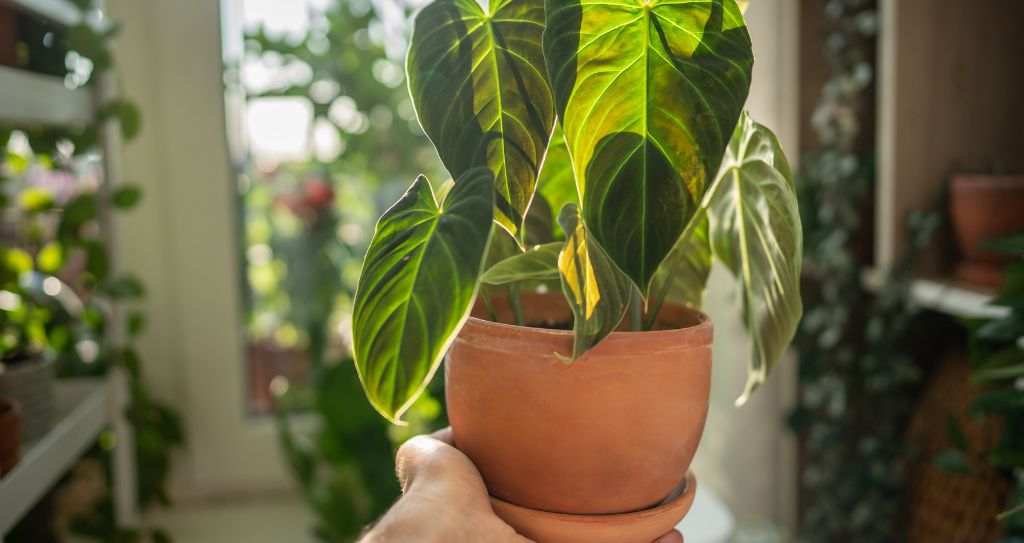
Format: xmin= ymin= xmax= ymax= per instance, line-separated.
xmin=790 ymin=0 xmax=939 ymax=540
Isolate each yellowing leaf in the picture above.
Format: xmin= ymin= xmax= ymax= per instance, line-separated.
xmin=556 ymin=204 xmax=631 ymax=359
xmin=559 ymin=218 xmax=600 ymax=319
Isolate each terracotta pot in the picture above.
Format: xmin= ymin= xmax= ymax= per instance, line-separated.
xmin=0 ymin=4 xmax=15 ymax=68
xmin=0 ymin=396 xmax=21 ymax=476
xmin=491 ymin=472 xmax=697 ymax=543
xmin=446 ymin=292 xmax=712 ymax=515
xmin=950 ymin=174 xmax=1024 ymax=288
xmin=0 ymin=358 xmax=55 ymax=443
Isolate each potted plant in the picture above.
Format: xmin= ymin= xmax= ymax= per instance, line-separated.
xmin=351 ymin=0 xmax=802 ymax=539
xmin=950 ymin=173 xmax=1024 ymax=288
xmin=0 ymin=264 xmax=59 ymax=444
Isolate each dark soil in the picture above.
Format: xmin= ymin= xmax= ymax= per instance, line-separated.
xmin=525 ymin=319 xmax=574 ymax=330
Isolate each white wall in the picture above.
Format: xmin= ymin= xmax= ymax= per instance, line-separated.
xmin=107 ymin=0 xmax=294 ymax=500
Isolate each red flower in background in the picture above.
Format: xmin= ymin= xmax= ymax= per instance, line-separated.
xmin=273 ymin=175 xmax=336 ymax=217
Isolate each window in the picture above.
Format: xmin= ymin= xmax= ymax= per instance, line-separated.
xmin=224 ymin=0 xmax=443 ymax=414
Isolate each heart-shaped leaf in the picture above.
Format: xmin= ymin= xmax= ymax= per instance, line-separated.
xmin=545 ymin=0 xmax=752 ymax=291
xmin=537 ymin=124 xmax=579 ymax=238
xmin=481 ymin=242 xmax=561 ymax=284
xmin=557 ymin=203 xmax=632 ymax=360
xmin=352 ymin=169 xmax=495 ymax=423
xmin=645 ymin=212 xmax=711 ymax=328
xmin=706 ymin=112 xmax=802 ymax=404
xmin=407 ymin=0 xmax=554 ymax=242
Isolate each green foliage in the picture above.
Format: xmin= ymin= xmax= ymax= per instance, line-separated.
xmin=646 ymin=215 xmax=711 ymax=322
xmin=353 ymin=0 xmax=802 ymax=419
xmin=789 ymin=2 xmax=945 ymax=540
xmin=275 ymin=362 xmax=404 ymax=542
xmin=407 ymin=0 xmax=554 ymax=242
xmin=556 ymin=203 xmax=631 ymax=360
xmin=940 ymin=232 xmax=1024 ymax=533
xmin=544 ymin=0 xmax=752 ymax=291
xmin=481 ymin=242 xmax=560 ymax=285
xmin=1 ymin=5 xmax=179 ymax=542
xmin=352 ymin=170 xmax=494 ymax=422
xmin=706 ymin=113 xmax=802 ymax=403
xmin=112 ymin=184 xmax=143 ymax=209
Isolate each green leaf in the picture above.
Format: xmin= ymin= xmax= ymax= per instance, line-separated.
xmin=971 ymin=389 xmax=1024 ymax=415
xmin=706 ymin=112 xmax=802 ymax=404
xmin=102 ymin=275 xmax=146 ymax=299
xmin=127 ymin=311 xmax=146 ymax=337
xmin=524 ymin=193 xmax=556 ymax=245
xmin=934 ymin=449 xmax=971 ymax=476
xmin=113 ymin=184 xmax=143 ymax=209
xmin=972 ymin=361 xmax=1024 ymax=384
xmin=646 ymin=212 xmax=712 ymax=328
xmin=481 ymin=242 xmax=561 ymax=285
xmin=536 ymin=124 xmax=579 ymax=237
xmin=18 ymin=187 xmax=55 ymax=213
xmin=557 ymin=203 xmax=631 ymax=360
xmin=407 ymin=0 xmax=554 ymax=242
xmin=352 ymin=169 xmax=495 ymax=423
xmin=545 ymin=0 xmax=752 ymax=290
xmin=36 ymin=242 xmax=64 ymax=274
xmin=59 ymin=193 xmax=98 ymax=239
xmin=4 ymin=248 xmax=33 ymax=274
xmin=946 ymin=414 xmax=968 ymax=452
xmin=982 ymin=232 xmax=1024 ymax=257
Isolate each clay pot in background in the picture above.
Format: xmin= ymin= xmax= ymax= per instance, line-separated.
xmin=0 ymin=4 xmax=16 ymax=67
xmin=0 ymin=358 xmax=56 ymax=443
xmin=446 ymin=292 xmax=713 ymax=516
xmin=950 ymin=174 xmax=1024 ymax=288
xmin=0 ymin=397 xmax=21 ymax=476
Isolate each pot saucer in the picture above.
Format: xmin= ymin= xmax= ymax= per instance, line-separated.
xmin=490 ymin=471 xmax=696 ymax=543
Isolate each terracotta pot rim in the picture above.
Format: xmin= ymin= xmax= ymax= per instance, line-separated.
xmin=491 ymin=471 xmax=696 ymax=523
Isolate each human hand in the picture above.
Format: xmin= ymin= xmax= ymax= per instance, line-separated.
xmin=360 ymin=427 xmax=683 ymax=543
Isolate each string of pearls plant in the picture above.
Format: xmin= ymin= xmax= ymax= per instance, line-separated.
xmin=790 ymin=0 xmax=939 ymax=540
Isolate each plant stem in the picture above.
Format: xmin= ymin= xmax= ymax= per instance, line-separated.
xmin=510 ymin=283 xmax=525 ymax=326
xmin=630 ymin=286 xmax=643 ymax=331
xmin=480 ymin=288 xmax=498 ymax=322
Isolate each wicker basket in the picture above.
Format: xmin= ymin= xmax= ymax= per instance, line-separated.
xmin=0 ymin=358 xmax=56 ymax=443
xmin=905 ymin=351 xmax=1011 ymax=542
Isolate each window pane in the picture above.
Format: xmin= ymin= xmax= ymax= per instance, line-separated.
xmin=226 ymin=0 xmax=443 ymax=415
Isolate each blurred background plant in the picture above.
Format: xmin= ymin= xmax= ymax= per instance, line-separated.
xmin=1 ymin=7 xmax=181 ymax=542
xmin=230 ymin=0 xmax=446 ymax=539
xmin=790 ymin=0 xmax=941 ymax=540
xmin=935 ymin=232 xmax=1024 ymax=540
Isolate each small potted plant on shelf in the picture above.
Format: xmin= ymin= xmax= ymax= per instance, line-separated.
xmin=0 ymin=262 xmax=60 ymax=444
xmin=949 ymin=173 xmax=1024 ymax=288
xmin=351 ymin=0 xmax=802 ymax=540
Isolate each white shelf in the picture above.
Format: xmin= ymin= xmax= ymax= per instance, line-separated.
xmin=863 ymin=268 xmax=1010 ymax=320
xmin=0 ymin=66 xmax=93 ymax=127
xmin=0 ymin=0 xmax=81 ymax=27
xmin=0 ymin=378 xmax=110 ymax=534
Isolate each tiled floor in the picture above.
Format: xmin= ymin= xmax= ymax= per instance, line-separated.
xmin=146 ymin=498 xmax=318 ymax=543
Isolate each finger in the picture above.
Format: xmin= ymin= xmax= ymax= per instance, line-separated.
xmin=652 ymin=529 xmax=683 ymax=543
xmin=430 ymin=426 xmax=454 ymax=446
xmin=395 ymin=433 xmax=457 ymax=492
